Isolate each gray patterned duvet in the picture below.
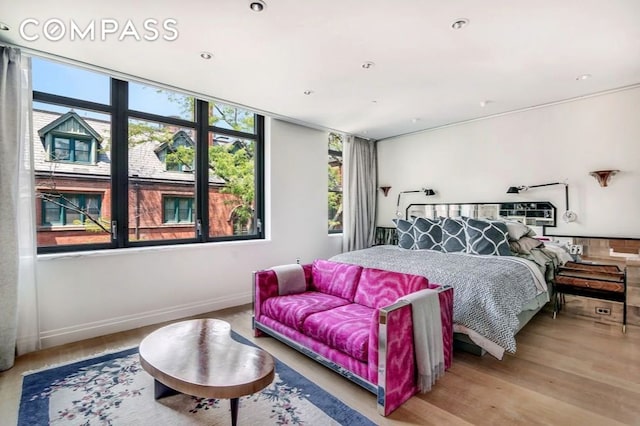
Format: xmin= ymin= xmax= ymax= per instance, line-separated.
xmin=330 ymin=245 xmax=548 ymax=354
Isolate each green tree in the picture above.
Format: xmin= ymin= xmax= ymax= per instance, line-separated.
xmin=165 ymin=142 xmax=255 ymax=231
xmin=328 ymin=132 xmax=343 ymax=230
xmin=157 ymin=93 xmax=257 ymax=233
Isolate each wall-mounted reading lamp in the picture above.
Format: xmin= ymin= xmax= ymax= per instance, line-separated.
xmin=396 ymin=188 xmax=436 ymax=217
xmin=507 ymin=182 xmax=577 ymax=223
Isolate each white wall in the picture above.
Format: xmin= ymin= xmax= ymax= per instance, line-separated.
xmin=377 ymin=87 xmax=640 ymax=238
xmin=36 ymin=118 xmax=343 ymax=348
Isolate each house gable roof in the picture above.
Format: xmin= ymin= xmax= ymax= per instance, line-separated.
xmin=154 ymin=130 xmax=195 ymax=154
xmin=37 ymin=111 xmax=104 ymax=142
xmin=33 ymin=109 xmax=224 ymax=185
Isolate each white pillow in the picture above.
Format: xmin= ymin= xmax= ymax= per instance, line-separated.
xmin=494 ymin=218 xmax=533 ymax=241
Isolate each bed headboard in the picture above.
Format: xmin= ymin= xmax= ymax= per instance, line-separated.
xmin=405 ymin=201 xmax=557 ymax=228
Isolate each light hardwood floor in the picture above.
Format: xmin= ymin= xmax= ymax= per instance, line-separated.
xmin=1 ymin=305 xmax=639 ymax=425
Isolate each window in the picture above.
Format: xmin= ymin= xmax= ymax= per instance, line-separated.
xmin=33 ymin=103 xmax=112 ymax=248
xmin=32 ymin=56 xmax=265 ymax=253
xmin=163 ymin=197 xmax=194 ymax=223
xmin=51 ymin=136 xmax=92 ymax=162
xmin=328 ymin=132 xmax=343 ymax=233
xmin=41 ymin=193 xmax=102 ymax=226
xmin=208 ymin=134 xmax=258 ymax=238
xmin=128 ymin=116 xmax=197 ymax=242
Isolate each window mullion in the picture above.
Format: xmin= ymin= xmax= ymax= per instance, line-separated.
xmin=111 ymin=78 xmax=128 ymax=248
xmin=196 ymin=100 xmax=209 ymax=240
xmin=60 ymin=199 xmax=65 ymax=226
xmin=255 ymin=114 xmax=265 ymax=238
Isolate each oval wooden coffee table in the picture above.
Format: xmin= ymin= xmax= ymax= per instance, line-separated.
xmin=139 ymin=319 xmax=275 ymax=426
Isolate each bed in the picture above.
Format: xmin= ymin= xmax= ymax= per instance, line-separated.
xmin=330 ymin=202 xmax=571 ymax=359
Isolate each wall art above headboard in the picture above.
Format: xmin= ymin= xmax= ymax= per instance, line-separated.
xmin=405 ymin=202 xmax=557 ymax=228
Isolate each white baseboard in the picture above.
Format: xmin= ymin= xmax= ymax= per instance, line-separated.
xmin=39 ymin=293 xmax=252 ymax=349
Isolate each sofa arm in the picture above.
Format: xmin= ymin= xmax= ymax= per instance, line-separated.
xmin=376 ymin=300 xmax=416 ymax=416
xmin=253 ymin=265 xmax=312 ymax=336
xmin=374 ymin=285 xmax=454 ymax=416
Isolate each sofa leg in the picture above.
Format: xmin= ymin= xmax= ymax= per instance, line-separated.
xmin=252 ymin=316 xmax=265 ymax=337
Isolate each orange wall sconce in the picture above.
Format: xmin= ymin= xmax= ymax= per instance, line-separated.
xmin=379 ymin=186 xmax=392 ymax=197
xmin=589 ymin=170 xmax=619 ymax=187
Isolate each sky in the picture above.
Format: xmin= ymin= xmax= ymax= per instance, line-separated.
xmin=32 ymin=57 xmax=190 ymax=120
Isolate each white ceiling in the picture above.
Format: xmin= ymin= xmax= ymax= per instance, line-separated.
xmin=1 ymin=0 xmax=639 ymax=140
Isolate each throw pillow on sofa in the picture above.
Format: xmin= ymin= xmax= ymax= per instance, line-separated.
xmin=310 ymin=259 xmax=363 ymax=301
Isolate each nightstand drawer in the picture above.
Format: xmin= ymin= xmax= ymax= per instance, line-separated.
xmin=555 ymin=275 xmax=624 ymax=293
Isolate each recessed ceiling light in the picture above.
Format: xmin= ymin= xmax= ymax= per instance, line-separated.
xmin=361 ymin=61 xmax=375 ymax=69
xmin=200 ymin=52 xmax=213 ymax=60
xmin=479 ymin=100 xmax=491 ymax=107
xmin=0 ymin=22 xmax=9 ymax=31
xmin=576 ymin=74 xmax=592 ymax=81
xmin=303 ymin=90 xmax=314 ymax=95
xmin=249 ymin=0 xmax=266 ymax=12
xmin=411 ymin=118 xmax=420 ymax=123
xmin=451 ymin=18 xmax=469 ymax=30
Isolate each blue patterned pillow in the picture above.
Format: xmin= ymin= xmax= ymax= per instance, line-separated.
xmin=413 ymin=217 xmax=442 ymax=251
xmin=441 ymin=218 xmax=466 ymax=252
xmin=464 ymin=218 xmax=512 ymax=256
xmin=392 ymin=218 xmax=415 ymax=249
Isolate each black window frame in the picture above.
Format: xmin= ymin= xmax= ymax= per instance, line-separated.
xmin=34 ymin=61 xmax=265 ymax=254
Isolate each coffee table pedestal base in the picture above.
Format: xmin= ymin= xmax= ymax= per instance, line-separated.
xmin=154 ymin=379 xmax=240 ymax=426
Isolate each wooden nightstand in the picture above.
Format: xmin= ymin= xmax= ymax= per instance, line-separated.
xmin=553 ymin=261 xmax=627 ymax=332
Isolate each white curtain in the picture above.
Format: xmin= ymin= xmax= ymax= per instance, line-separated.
xmin=0 ymin=47 xmax=39 ymax=371
xmin=343 ymin=136 xmax=377 ymax=252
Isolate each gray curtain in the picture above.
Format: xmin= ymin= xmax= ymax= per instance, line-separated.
xmin=0 ymin=46 xmax=22 ymax=370
xmin=344 ymin=136 xmax=377 ymax=252
xmin=0 ymin=46 xmax=38 ymax=370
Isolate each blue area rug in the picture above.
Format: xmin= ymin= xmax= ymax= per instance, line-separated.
xmin=19 ymin=332 xmax=376 ymax=425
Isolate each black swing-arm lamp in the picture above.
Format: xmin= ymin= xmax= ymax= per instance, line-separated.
xmin=506 ymin=182 xmax=576 ymax=223
xmin=395 ymin=188 xmax=436 ymax=217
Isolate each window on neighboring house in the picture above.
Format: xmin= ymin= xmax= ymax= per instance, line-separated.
xmin=328 ymin=132 xmax=343 ymax=233
xmin=163 ymin=196 xmax=194 ymax=224
xmin=32 ymin=56 xmax=264 ymax=253
xmin=51 ymin=136 xmax=92 ymax=162
xmin=41 ymin=193 xmax=102 ymax=226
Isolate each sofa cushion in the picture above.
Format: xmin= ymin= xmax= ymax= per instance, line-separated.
xmin=302 ymin=304 xmax=375 ymax=362
xmin=311 ymin=259 xmax=363 ymax=301
xmin=262 ymin=291 xmax=350 ymax=331
xmin=354 ymin=267 xmax=429 ymax=309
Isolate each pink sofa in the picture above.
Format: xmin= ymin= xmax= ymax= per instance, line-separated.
xmin=253 ymin=259 xmax=454 ymax=416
